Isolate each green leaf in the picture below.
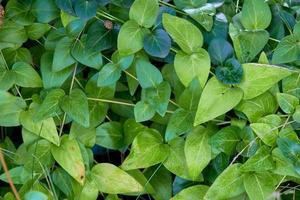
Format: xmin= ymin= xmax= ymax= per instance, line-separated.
xmin=74 ymin=0 xmax=97 ymax=20
xmin=0 ymin=68 xmax=14 ymax=90
xmin=241 ymin=0 xmax=271 ymax=30
xmin=2 ymin=47 xmax=32 ymax=68
xmin=70 ymin=123 xmax=96 ymax=148
xmin=144 ymin=166 xmax=172 ymax=200
xmin=0 ymin=21 xmax=27 ymax=49
xmin=71 ymin=36 xmax=103 ymax=70
xmin=208 ymin=38 xmax=234 ymax=65
xmin=33 ymin=89 xmax=65 ymax=122
xmin=240 ymin=145 xmax=275 ymax=172
xmin=165 ymin=109 xmax=194 ymax=141
xmin=129 ymin=0 xmax=159 ymax=28
xmin=237 ymin=63 xmax=292 ymax=100
xmin=250 ymin=123 xmax=277 ymax=146
xmin=0 ymin=166 xmax=31 ymax=185
xmin=162 ymin=13 xmax=203 ymax=54
xmin=86 ymin=20 xmax=114 ymax=52
xmin=123 ymin=119 xmax=147 ymax=146
xmin=210 ymin=126 xmax=240 ymax=156
xmin=136 ymin=59 xmax=163 ymax=88
xmin=277 ymin=137 xmax=300 ymax=175
xmin=184 ymin=6 xmax=214 ymax=31
xmin=185 ymin=126 xmax=212 ymax=181
xmin=121 ymin=129 xmax=169 ymax=170
xmin=60 ymin=88 xmax=90 ymax=128
xmin=97 ymin=63 xmax=121 ymax=87
xmin=96 ymin=122 xmax=123 ymax=150
xmin=134 ymin=100 xmax=156 ymax=122
xmin=272 ymin=35 xmax=300 ymax=64
xmin=26 ymin=23 xmax=51 ymax=40
xmin=41 ymin=52 xmax=73 ymax=89
xmin=235 ymin=91 xmax=278 ymax=123
xmin=178 ymin=78 xmax=202 ymax=111
xmin=51 ymin=136 xmax=85 ymax=185
xmin=229 ymin=25 xmax=269 ymax=63
xmin=6 ymin=0 xmax=35 ymax=26
xmin=32 ymin=0 xmax=59 ymax=23
xmin=243 ymin=172 xmax=279 ymax=200
xmin=92 ymin=163 xmax=144 ymax=194
xmin=52 ymin=37 xmax=76 ymax=72
xmin=0 ymin=91 xmax=26 ymax=126
xmin=194 ymin=77 xmax=243 ymax=126
xmin=25 ymin=191 xmax=48 ymax=200
xmin=276 ymin=93 xmax=299 ymax=114
xmin=11 ymin=62 xmax=42 ymax=88
xmin=163 ymin=137 xmax=193 ymax=180
xmin=141 ymin=81 xmax=171 ymax=116
xmin=293 ymin=105 xmax=300 ymax=123
xmin=174 ymin=49 xmax=210 ymax=87
xmin=20 ymin=109 xmax=60 ymax=146
xmin=282 ymin=73 xmax=300 ymax=99
xmin=174 ymin=0 xmax=206 ymax=9
xmin=215 ymin=58 xmax=243 ymax=85
xmin=118 ymin=20 xmax=149 ymax=56
xmin=204 ymin=164 xmax=245 ymax=200
xmin=143 ymin=29 xmax=171 ymax=58
xmin=171 ymin=185 xmax=209 ymax=200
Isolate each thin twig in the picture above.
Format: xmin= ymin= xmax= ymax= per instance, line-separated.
xmin=0 ymin=149 xmax=21 ymax=200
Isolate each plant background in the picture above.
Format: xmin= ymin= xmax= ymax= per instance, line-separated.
xmin=0 ymin=0 xmax=299 ymax=199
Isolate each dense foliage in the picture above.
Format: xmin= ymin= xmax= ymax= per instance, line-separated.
xmin=0 ymin=0 xmax=299 ymax=199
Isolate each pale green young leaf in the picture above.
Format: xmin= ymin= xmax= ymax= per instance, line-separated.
xmin=204 ymin=164 xmax=245 ymax=200
xmin=241 ymin=145 xmax=275 ymax=172
xmin=235 ymin=91 xmax=278 ymax=123
xmin=194 ymin=76 xmax=243 ymax=126
xmin=92 ymin=163 xmax=144 ymax=194
xmin=241 ymin=0 xmax=271 ymax=30
xmin=174 ymin=49 xmax=210 ymax=87
xmin=12 ymin=62 xmax=42 ymax=88
xmin=134 ymin=100 xmax=156 ymax=122
xmin=60 ymin=88 xmax=90 ymax=128
xmin=185 ymin=126 xmax=212 ymax=181
xmin=250 ymin=123 xmax=277 ymax=146
xmin=118 ymin=20 xmax=149 ymax=56
xmin=129 ymin=0 xmax=159 ymax=28
xmin=243 ymin=172 xmax=279 ymax=200
xmin=162 ymin=13 xmax=203 ymax=54
xmin=237 ymin=63 xmax=292 ymax=100
xmin=121 ymin=129 xmax=169 ymax=170
xmin=171 ymin=185 xmax=209 ymax=200
xmin=276 ymin=93 xmax=299 ymax=114
xmin=163 ymin=137 xmax=194 ymax=181
xmin=0 ymin=91 xmax=26 ymax=127
xmin=272 ymin=35 xmax=300 ymax=64
xmin=20 ymin=109 xmax=60 ymax=146
xmin=33 ymin=88 xmax=65 ymax=122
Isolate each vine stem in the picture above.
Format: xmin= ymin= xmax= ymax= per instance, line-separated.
xmin=88 ymin=97 xmax=135 ymax=107
xmin=158 ymin=0 xmax=187 ymax=15
xmin=0 ymin=149 xmax=21 ymax=200
xmin=87 ymin=97 xmax=175 ymax=114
